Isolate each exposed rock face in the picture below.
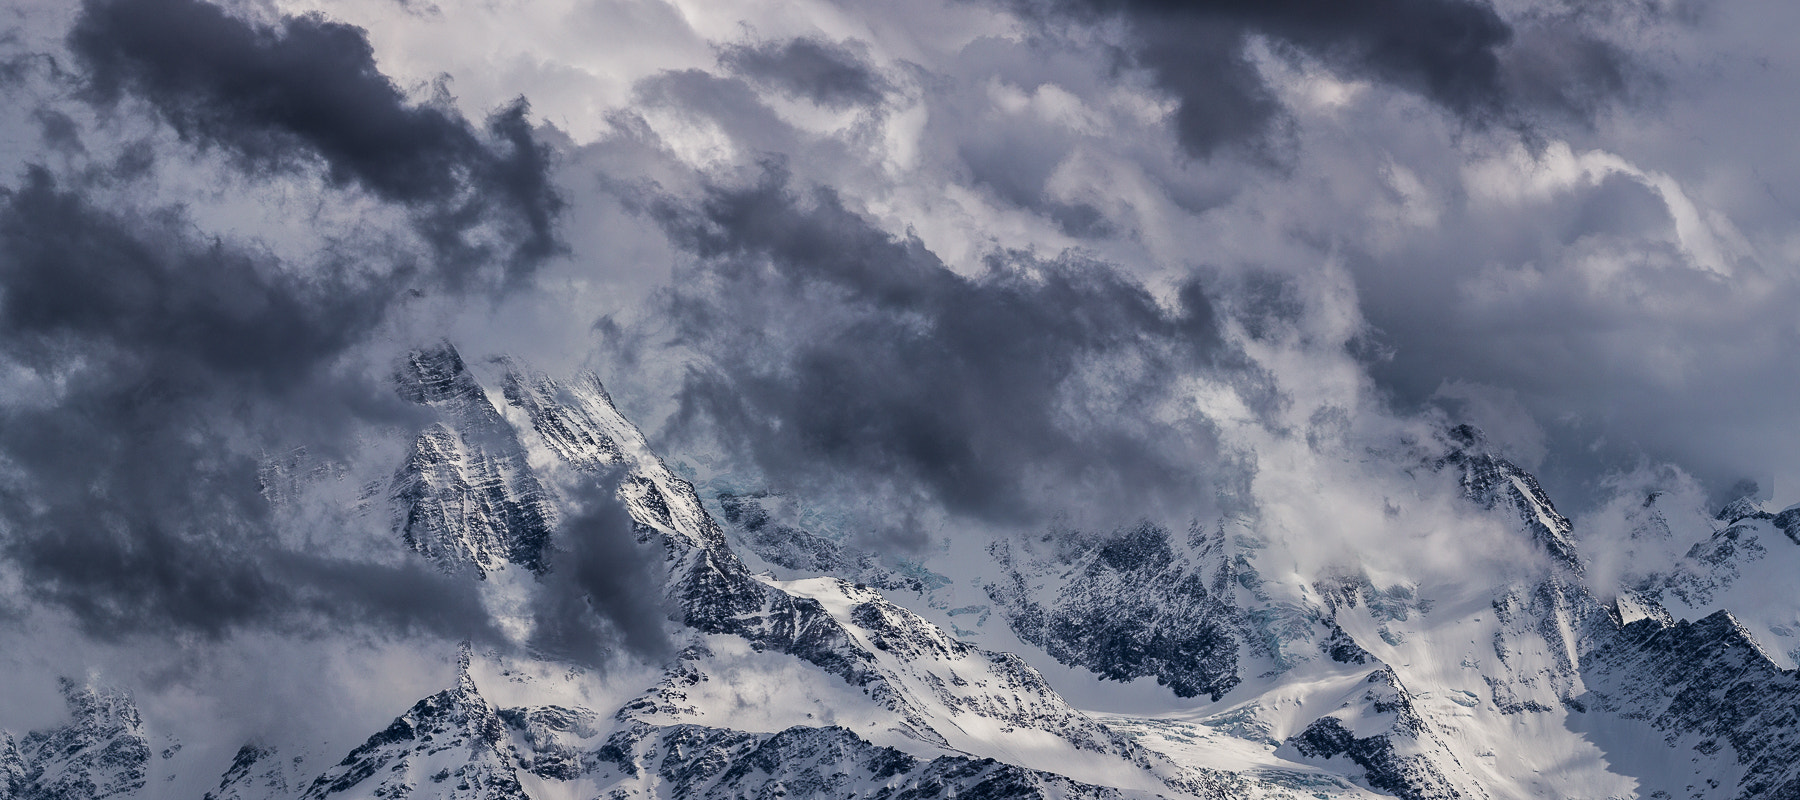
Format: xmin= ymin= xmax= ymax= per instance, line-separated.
xmin=34 ymin=352 xmax=1800 ymax=800
xmin=203 ymin=745 xmax=294 ymax=800
xmin=298 ymin=663 xmax=526 ymax=800
xmin=3 ymin=681 xmax=150 ymax=800
xmin=1622 ymin=492 xmax=1800 ymax=668
xmin=1320 ymin=621 xmax=1373 ymax=665
xmin=1775 ymin=506 xmax=1800 ymax=545
xmin=496 ymin=705 xmax=597 ymax=783
xmin=1289 ymin=717 xmax=1448 ymax=800
xmin=583 ymin=721 xmax=1136 ymax=800
xmin=1438 ymin=425 xmax=1579 ymax=573
xmin=717 ymin=492 xmax=847 ymax=575
xmin=357 ymin=352 xmax=1196 ymax=795
xmin=1717 ymin=496 xmax=1774 ymax=527
xmin=715 ymin=492 xmax=925 ymax=593
xmin=1671 ymin=520 xmax=1767 ymax=604
xmin=1283 ymin=670 xmax=1485 ymax=800
xmin=1484 ymin=575 xmax=1612 ymax=715
xmin=1 ymin=734 xmax=25 ymax=799
xmin=985 ymin=521 xmax=1248 ymax=700
xmin=208 ymin=665 xmax=1162 ymax=800
xmin=391 ymin=344 xmax=555 ymax=576
xmin=489 ymin=360 xmax=1172 ymax=773
xmin=1581 ymin=610 xmax=1800 ymax=800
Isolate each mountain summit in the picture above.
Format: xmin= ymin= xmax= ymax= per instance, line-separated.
xmin=10 ymin=348 xmax=1800 ymax=800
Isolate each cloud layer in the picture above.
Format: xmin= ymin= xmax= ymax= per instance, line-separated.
xmin=0 ymin=0 xmax=1795 ymax=744
xmin=647 ymin=166 xmax=1226 ymax=533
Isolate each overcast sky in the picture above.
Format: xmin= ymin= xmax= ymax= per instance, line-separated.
xmin=240 ymin=0 xmax=1800 ymax=513
xmin=0 ymin=0 xmax=1796 ymax=735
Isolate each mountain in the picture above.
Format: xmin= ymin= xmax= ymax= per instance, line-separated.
xmin=391 ymin=346 xmax=557 ymax=577
xmin=3 ymin=680 xmax=150 ymax=800
xmin=984 ymin=520 xmax=1248 ymax=702
xmin=11 ymin=343 xmax=1800 ymax=799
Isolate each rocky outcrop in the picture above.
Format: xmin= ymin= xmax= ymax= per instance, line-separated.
xmin=384 ymin=352 xmax=1188 ymax=791
xmin=500 ymin=359 xmax=1177 ymax=771
xmin=1284 ymin=670 xmax=1485 ymax=800
xmin=714 ymin=492 xmax=925 ymax=593
xmin=205 ymin=658 xmax=1162 ymax=800
xmin=1774 ymin=505 xmax=1800 ymax=545
xmin=985 ymin=521 xmax=1248 ymax=700
xmin=64 ymin=353 xmax=1800 ymax=800
xmin=1580 ymin=610 xmax=1800 ymax=799
xmin=2 ymin=680 xmax=150 ymax=800
xmin=391 ymin=344 xmax=556 ymax=576
xmin=1622 ymin=493 xmax=1800 ymax=667
xmin=1485 ymin=575 xmax=1612 ymax=714
xmin=1 ymin=734 xmax=24 ymax=799
xmin=297 ymin=661 xmax=526 ymax=800
xmin=584 ymin=721 xmax=1139 ymax=800
xmin=202 ymin=745 xmax=295 ymax=800
xmin=1438 ymin=425 xmax=1579 ymax=573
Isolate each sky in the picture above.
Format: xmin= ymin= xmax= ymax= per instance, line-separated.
xmin=0 ymin=0 xmax=1797 ymax=743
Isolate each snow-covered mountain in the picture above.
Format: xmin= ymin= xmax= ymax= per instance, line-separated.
xmin=3 ymin=681 xmax=150 ymax=800
xmin=9 ymin=343 xmax=1800 ymax=800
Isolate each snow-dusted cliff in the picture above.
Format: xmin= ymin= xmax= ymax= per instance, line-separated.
xmin=10 ymin=345 xmax=1800 ymax=800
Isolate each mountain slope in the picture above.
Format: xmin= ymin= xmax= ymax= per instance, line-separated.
xmin=3 ymin=680 xmax=150 ymax=800
xmin=392 ymin=345 xmax=557 ymax=577
xmin=16 ymin=346 xmax=1800 ymax=800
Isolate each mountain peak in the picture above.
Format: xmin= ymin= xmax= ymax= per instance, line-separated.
xmin=390 ymin=344 xmax=557 ymax=576
xmin=300 ymin=669 xmax=524 ymax=800
xmin=1437 ymin=427 xmax=1580 ymax=572
xmin=395 ymin=341 xmax=481 ymax=406
xmin=2 ymin=680 xmax=150 ymax=800
xmin=1715 ymin=494 xmax=1772 ymax=525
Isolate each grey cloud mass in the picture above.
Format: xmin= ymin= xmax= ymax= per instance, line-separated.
xmin=644 ymin=166 xmax=1229 ymax=534
xmin=528 ymin=479 xmax=674 ymax=664
xmin=0 ymin=166 xmax=386 ymax=387
xmin=70 ymin=0 xmax=564 ymax=285
xmin=0 ymin=162 xmax=493 ymax=643
xmin=1023 ymin=0 xmax=1636 ymax=156
xmin=0 ymin=0 xmax=580 ymax=649
xmin=0 ymin=0 xmax=1794 ymax=760
xmin=719 ymin=38 xmax=891 ymax=109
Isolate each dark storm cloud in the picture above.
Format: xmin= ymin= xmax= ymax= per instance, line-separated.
xmin=0 ymin=0 xmax=609 ymax=646
xmin=0 ymin=166 xmax=504 ymax=642
xmin=642 ymin=165 xmax=1225 ymax=529
xmin=528 ymin=480 xmax=673 ymax=664
xmin=718 ymin=37 xmax=891 ymax=109
xmin=1496 ymin=19 xmax=1633 ymax=123
xmin=1337 ymin=159 xmax=1799 ymax=509
xmin=1021 ymin=0 xmax=1635 ymax=156
xmin=33 ymin=109 xmax=84 ymax=155
xmin=14 ymin=503 xmax=502 ymax=642
xmin=68 ymin=0 xmax=563 ymax=283
xmin=0 ymin=166 xmax=388 ymax=387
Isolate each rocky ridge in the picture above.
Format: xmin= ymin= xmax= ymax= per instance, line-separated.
xmin=14 ymin=346 xmax=1800 ymax=799
xmin=391 ymin=346 xmax=557 ymax=577
xmin=207 ymin=344 xmax=1315 ymax=799
xmin=1 ymin=680 xmax=150 ymax=800
xmin=983 ymin=520 xmax=1250 ymax=701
